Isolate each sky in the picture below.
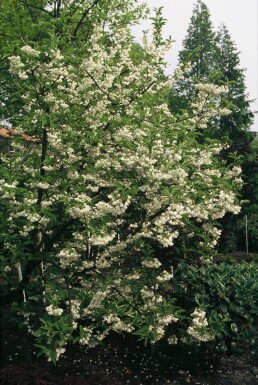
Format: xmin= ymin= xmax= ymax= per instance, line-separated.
xmin=132 ymin=0 xmax=258 ymax=131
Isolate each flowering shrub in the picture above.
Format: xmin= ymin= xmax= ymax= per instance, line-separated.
xmin=0 ymin=2 xmax=242 ymax=363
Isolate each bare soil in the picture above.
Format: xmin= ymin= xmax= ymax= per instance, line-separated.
xmin=1 ymin=322 xmax=258 ymax=385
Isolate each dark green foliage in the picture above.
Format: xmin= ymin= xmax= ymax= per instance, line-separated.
xmin=175 ymin=261 xmax=258 ymax=355
xmin=169 ymin=1 xmax=254 ymax=145
xmin=169 ymin=0 xmax=218 ymax=113
xmin=179 ymin=0 xmax=218 ymax=81
xmin=212 ymin=24 xmax=254 ymax=153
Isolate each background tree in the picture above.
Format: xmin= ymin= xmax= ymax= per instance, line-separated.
xmin=213 ymin=23 xmax=254 ymax=154
xmin=168 ymin=0 xmax=218 ymax=113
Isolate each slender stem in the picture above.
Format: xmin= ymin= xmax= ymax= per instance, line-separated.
xmin=72 ymin=0 xmax=101 ymax=38
xmin=18 ymin=0 xmax=54 ymax=17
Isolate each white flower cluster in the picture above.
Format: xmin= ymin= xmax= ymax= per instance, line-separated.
xmin=158 ymin=314 xmax=178 ymax=325
xmin=89 ymin=231 xmax=116 ymax=246
xmin=125 ymin=272 xmax=141 ymax=280
xmin=195 ymin=83 xmax=229 ymax=95
xmin=55 ymin=346 xmax=66 ymax=361
xmin=156 ymin=270 xmax=173 ymax=282
xmin=167 ymin=335 xmax=178 ymax=345
xmin=141 ymin=258 xmax=161 ymax=268
xmin=219 ymin=108 xmax=231 ymax=116
xmin=187 ymin=308 xmax=214 ymax=342
xmin=202 ymin=224 xmax=222 ymax=248
xmin=3 ymin=265 xmax=12 ymax=273
xmin=140 ymin=286 xmax=163 ymax=310
xmin=58 ymin=248 xmax=80 ymax=268
xmin=82 ymin=260 xmax=94 ymax=269
xmin=79 ymin=326 xmax=93 ymax=345
xmin=8 ymin=55 xmax=28 ymax=79
xmin=20 ymin=45 xmax=40 ymax=57
xmin=84 ymin=288 xmax=111 ymax=315
xmin=69 ymin=299 xmax=81 ymax=320
xmin=149 ymin=324 xmax=165 ymax=343
xmin=148 ymin=313 xmax=179 ymax=343
xmin=103 ymin=314 xmax=134 ymax=332
xmin=173 ymin=61 xmax=192 ymax=80
xmin=46 ymin=304 xmax=63 ymax=316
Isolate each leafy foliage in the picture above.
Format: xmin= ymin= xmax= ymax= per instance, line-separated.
xmin=0 ymin=0 xmax=246 ymax=364
xmin=175 ymin=261 xmax=258 ymax=355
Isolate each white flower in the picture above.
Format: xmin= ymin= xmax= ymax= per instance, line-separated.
xmin=156 ymin=270 xmax=173 ymax=282
xmin=3 ymin=265 xmax=12 ymax=273
xmin=187 ymin=308 xmax=214 ymax=342
xmin=46 ymin=304 xmax=63 ymax=316
xmin=219 ymin=108 xmax=231 ymax=116
xmin=141 ymin=258 xmax=161 ymax=268
xmin=167 ymin=335 xmax=178 ymax=345
xmin=37 ymin=182 xmax=50 ymax=190
xmin=58 ymin=248 xmax=80 ymax=268
xmin=55 ymin=346 xmax=65 ymax=360
xmin=158 ymin=314 xmax=178 ymax=325
xmin=20 ymin=45 xmax=40 ymax=57
xmin=82 ymin=260 xmax=94 ymax=269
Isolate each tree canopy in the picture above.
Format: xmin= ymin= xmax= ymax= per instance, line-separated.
xmin=0 ymin=0 xmax=243 ymax=362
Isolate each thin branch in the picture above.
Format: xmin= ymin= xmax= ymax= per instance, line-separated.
xmin=56 ymin=0 xmax=62 ymax=18
xmin=37 ymin=127 xmax=48 ymax=205
xmin=128 ymin=81 xmax=156 ymax=105
xmin=70 ymin=0 xmax=87 ymax=17
xmin=18 ymin=0 xmax=55 ymax=17
xmin=85 ymin=69 xmax=115 ymax=105
xmin=93 ymin=269 xmax=143 ymax=316
xmin=72 ymin=0 xmax=101 ymax=38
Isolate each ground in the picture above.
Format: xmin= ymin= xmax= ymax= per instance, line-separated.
xmin=1 ymin=319 xmax=258 ymax=385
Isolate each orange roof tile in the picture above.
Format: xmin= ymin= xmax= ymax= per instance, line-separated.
xmin=0 ymin=127 xmax=39 ymax=142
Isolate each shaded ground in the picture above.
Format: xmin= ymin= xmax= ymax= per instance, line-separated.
xmin=0 ymin=354 xmax=258 ymax=385
xmin=1 ymin=318 xmax=258 ymax=385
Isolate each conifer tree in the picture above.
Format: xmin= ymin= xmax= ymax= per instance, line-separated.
xmin=214 ymin=23 xmax=254 ymax=154
xmin=179 ymin=0 xmax=218 ymax=80
xmin=169 ymin=0 xmax=218 ymax=113
xmin=169 ymin=1 xmax=253 ymax=142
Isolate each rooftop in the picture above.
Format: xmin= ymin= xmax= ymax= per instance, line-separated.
xmin=0 ymin=127 xmax=39 ymax=142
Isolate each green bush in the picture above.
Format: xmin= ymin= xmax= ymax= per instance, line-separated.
xmin=174 ymin=261 xmax=258 ymax=355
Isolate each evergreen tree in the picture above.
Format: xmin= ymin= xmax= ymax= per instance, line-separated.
xmin=169 ymin=0 xmax=218 ymax=113
xmin=214 ymin=23 xmax=254 ymax=155
xmin=213 ymin=24 xmax=256 ymax=252
xmin=179 ymin=0 xmax=218 ymax=80
xmin=169 ymin=1 xmax=254 ymax=145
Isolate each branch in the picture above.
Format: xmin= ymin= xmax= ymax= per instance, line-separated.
xmin=93 ymin=269 xmax=143 ymax=316
xmin=126 ymin=81 xmax=156 ymax=107
xmin=72 ymin=0 xmax=101 ymax=38
xmin=37 ymin=127 xmax=48 ymax=205
xmin=18 ymin=0 xmax=55 ymax=17
xmin=85 ymin=69 xmax=115 ymax=105
xmin=69 ymin=0 xmax=87 ymax=17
